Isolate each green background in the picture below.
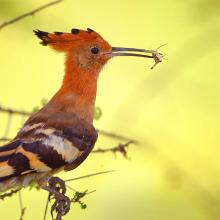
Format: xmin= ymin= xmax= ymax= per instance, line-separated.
xmin=0 ymin=0 xmax=219 ymax=219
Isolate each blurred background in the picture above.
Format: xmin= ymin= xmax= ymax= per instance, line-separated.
xmin=0 ymin=0 xmax=219 ymax=219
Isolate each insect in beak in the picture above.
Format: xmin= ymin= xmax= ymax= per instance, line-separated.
xmin=109 ymin=46 xmax=165 ymax=69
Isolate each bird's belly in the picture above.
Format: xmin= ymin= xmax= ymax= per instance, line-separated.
xmin=0 ymin=168 xmax=62 ymax=192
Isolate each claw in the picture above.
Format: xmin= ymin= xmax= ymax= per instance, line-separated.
xmin=42 ymin=177 xmax=71 ymax=220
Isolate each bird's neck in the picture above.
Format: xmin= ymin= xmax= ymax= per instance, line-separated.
xmin=47 ymin=53 xmax=99 ymax=124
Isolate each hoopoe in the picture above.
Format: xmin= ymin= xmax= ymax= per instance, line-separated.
xmin=0 ymin=28 xmax=162 ymax=192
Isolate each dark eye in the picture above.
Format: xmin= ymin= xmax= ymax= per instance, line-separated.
xmin=91 ymin=47 xmax=100 ymax=54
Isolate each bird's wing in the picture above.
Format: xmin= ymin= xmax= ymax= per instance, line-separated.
xmin=0 ymin=118 xmax=97 ymax=182
xmin=0 ymin=139 xmax=67 ymax=182
xmin=0 ymin=140 xmax=22 ymax=181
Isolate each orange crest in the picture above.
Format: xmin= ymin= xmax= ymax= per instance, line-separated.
xmin=34 ymin=28 xmax=107 ymax=52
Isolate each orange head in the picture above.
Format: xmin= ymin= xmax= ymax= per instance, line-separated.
xmin=33 ymin=28 xmax=162 ymax=123
xmin=34 ymin=28 xmax=112 ymax=70
xmin=34 ymin=28 xmax=160 ymax=71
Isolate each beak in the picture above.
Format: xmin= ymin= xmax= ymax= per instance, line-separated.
xmin=109 ymin=46 xmax=164 ymax=69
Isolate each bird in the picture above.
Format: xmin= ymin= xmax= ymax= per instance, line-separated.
xmin=0 ymin=28 xmax=162 ymax=193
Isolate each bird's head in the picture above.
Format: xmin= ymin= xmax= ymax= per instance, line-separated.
xmin=33 ymin=28 xmax=164 ymax=123
xmin=34 ymin=28 xmax=162 ymax=71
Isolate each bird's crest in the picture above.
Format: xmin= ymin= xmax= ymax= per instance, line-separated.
xmin=33 ymin=28 xmax=104 ymax=52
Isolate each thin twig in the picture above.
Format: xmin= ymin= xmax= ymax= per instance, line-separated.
xmin=19 ymin=191 xmax=26 ymax=220
xmin=66 ymin=185 xmax=77 ymax=192
xmin=0 ymin=106 xmax=30 ymax=116
xmin=97 ymin=129 xmax=139 ymax=144
xmin=70 ymin=190 xmax=95 ymax=209
xmin=0 ymin=188 xmax=21 ymax=200
xmin=0 ymin=0 xmax=64 ymax=30
xmin=92 ymin=141 xmax=134 ymax=158
xmin=66 ymin=185 xmax=97 ymax=195
xmin=3 ymin=113 xmax=13 ymax=137
xmin=43 ymin=193 xmax=50 ymax=220
xmin=65 ymin=170 xmax=115 ymax=183
xmin=19 ymin=208 xmax=26 ymax=220
xmin=0 ymin=137 xmax=11 ymax=142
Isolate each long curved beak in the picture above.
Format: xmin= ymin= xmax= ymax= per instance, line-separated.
xmin=109 ymin=46 xmax=164 ymax=69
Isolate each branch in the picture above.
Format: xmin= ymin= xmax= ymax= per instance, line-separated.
xmin=0 ymin=188 xmax=21 ymax=200
xmin=19 ymin=207 xmax=26 ymax=220
xmin=0 ymin=0 xmax=64 ymax=30
xmin=19 ymin=191 xmax=26 ymax=220
xmin=64 ymin=170 xmax=115 ymax=183
xmin=0 ymin=105 xmax=31 ymax=116
xmin=92 ymin=141 xmax=134 ymax=158
xmin=97 ymin=129 xmax=139 ymax=144
xmin=0 ymin=137 xmax=11 ymax=142
xmin=0 ymin=105 xmax=138 ymax=143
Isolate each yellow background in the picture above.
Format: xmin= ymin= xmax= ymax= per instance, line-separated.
xmin=0 ymin=0 xmax=219 ymax=219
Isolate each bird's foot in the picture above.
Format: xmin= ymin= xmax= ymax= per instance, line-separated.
xmin=42 ymin=177 xmax=71 ymax=220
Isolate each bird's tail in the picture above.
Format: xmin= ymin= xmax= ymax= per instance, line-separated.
xmin=0 ymin=140 xmax=20 ymax=182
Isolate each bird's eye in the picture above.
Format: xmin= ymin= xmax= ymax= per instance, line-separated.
xmin=91 ymin=47 xmax=100 ymax=54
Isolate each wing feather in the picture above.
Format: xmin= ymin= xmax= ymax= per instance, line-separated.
xmin=0 ymin=112 xmax=98 ymax=185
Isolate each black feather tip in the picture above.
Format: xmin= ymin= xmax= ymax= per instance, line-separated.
xmin=33 ymin=29 xmax=49 ymax=46
xmin=71 ymin=28 xmax=80 ymax=35
xmin=87 ymin=28 xmax=94 ymax=33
